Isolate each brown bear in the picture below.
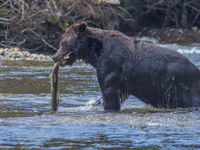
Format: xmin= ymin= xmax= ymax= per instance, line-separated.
xmin=52 ymin=22 xmax=200 ymax=112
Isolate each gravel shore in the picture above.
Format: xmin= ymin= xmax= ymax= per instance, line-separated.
xmin=0 ymin=48 xmax=52 ymax=62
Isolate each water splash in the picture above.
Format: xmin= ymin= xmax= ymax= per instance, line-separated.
xmin=61 ymin=97 xmax=103 ymax=113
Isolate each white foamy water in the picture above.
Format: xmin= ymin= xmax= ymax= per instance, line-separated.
xmin=158 ymin=43 xmax=200 ymax=55
xmin=61 ymin=98 xmax=104 ymax=113
xmin=137 ymin=36 xmax=200 ymax=55
xmin=177 ymin=48 xmax=200 ymax=54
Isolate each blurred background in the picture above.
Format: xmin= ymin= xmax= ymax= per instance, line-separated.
xmin=0 ymin=0 xmax=200 ymax=54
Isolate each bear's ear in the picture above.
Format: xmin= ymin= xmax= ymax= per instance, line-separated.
xmin=76 ymin=22 xmax=87 ymax=33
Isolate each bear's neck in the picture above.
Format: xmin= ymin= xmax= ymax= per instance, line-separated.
xmin=81 ymin=36 xmax=103 ymax=68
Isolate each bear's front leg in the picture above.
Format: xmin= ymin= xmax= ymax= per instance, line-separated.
xmin=103 ymin=86 xmax=121 ymax=112
xmin=98 ymin=71 xmax=121 ymax=112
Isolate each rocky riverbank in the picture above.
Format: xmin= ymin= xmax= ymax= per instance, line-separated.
xmin=143 ymin=28 xmax=200 ymax=44
xmin=0 ymin=48 xmax=52 ymax=62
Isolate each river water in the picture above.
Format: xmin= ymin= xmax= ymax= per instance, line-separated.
xmin=0 ymin=41 xmax=200 ymax=149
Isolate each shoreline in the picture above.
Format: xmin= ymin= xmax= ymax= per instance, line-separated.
xmin=142 ymin=28 xmax=200 ymax=44
xmin=0 ymin=48 xmax=52 ymax=62
xmin=1 ymin=32 xmax=200 ymax=63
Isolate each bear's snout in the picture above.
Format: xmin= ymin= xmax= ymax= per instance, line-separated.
xmin=52 ymin=53 xmax=63 ymax=62
xmin=51 ymin=54 xmax=59 ymax=62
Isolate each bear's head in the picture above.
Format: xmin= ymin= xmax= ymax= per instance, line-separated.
xmin=52 ymin=22 xmax=88 ymax=66
xmin=52 ymin=22 xmax=103 ymax=68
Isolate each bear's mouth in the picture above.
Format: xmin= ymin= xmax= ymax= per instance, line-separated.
xmin=59 ymin=51 xmax=74 ymax=66
xmin=63 ymin=51 xmax=72 ymax=60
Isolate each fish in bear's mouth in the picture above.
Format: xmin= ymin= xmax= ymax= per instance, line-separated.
xmin=58 ymin=51 xmax=73 ymax=66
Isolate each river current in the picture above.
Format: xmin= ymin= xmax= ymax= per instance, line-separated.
xmin=0 ymin=39 xmax=200 ymax=149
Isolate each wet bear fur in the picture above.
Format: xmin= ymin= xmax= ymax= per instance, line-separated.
xmin=52 ymin=22 xmax=200 ymax=112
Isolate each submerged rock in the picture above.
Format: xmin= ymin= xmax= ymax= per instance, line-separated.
xmin=144 ymin=28 xmax=200 ymax=44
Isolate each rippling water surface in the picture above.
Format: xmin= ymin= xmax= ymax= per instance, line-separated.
xmin=1 ymin=41 xmax=200 ymax=149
